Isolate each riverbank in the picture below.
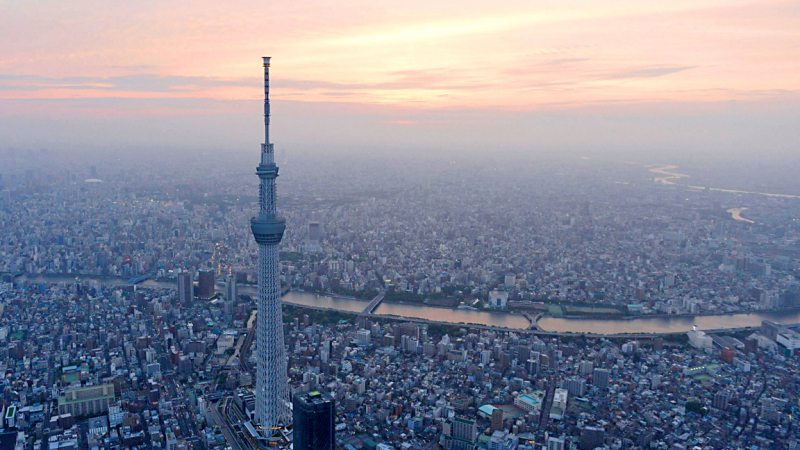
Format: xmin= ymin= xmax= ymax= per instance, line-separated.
xmin=294 ymin=289 xmax=366 ymax=303
xmin=541 ymin=306 xmax=800 ymax=321
xmin=11 ymin=273 xmax=800 ymax=335
xmin=537 ymin=308 xmax=800 ymax=334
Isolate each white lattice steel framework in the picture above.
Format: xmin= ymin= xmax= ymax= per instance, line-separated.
xmin=250 ymin=56 xmax=290 ymax=431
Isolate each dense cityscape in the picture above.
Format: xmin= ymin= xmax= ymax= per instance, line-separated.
xmin=3 ymin=0 xmax=800 ymax=447
xmin=2 ymin=151 xmax=799 ymax=317
xmin=1 ymin=143 xmax=800 ymax=450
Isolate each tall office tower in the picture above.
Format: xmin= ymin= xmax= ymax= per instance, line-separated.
xmin=225 ymin=275 xmax=237 ymax=303
xmin=517 ymin=346 xmax=531 ymax=363
xmin=250 ymin=57 xmax=291 ymax=430
xmin=197 ymin=270 xmax=215 ymax=299
xmin=525 ymin=358 xmax=539 ymax=377
xmin=481 ymin=350 xmax=491 ymax=366
xmin=178 ymin=272 xmax=193 ymax=304
xmin=308 ymin=222 xmax=321 ymax=241
xmin=225 ymin=275 xmax=237 ymax=318
xmin=293 ymin=391 xmax=335 ymax=450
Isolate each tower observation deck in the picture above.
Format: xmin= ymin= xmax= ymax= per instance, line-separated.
xmin=251 ymin=56 xmax=291 ymax=432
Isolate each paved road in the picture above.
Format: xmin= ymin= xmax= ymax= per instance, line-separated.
xmin=361 ymin=291 xmax=385 ymax=315
xmin=210 ymin=400 xmax=244 ymax=450
xmin=228 ymin=309 xmax=258 ymax=366
xmin=735 ymin=368 xmax=767 ymax=440
xmin=539 ymin=377 xmax=557 ymax=429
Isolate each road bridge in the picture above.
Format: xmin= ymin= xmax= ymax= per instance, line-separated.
xmin=522 ymin=312 xmax=543 ymax=330
xmin=361 ymin=291 xmax=385 ymax=315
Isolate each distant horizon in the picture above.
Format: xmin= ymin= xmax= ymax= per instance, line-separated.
xmin=3 ymin=144 xmax=800 ymax=200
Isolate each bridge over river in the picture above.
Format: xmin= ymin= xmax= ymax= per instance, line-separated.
xmin=360 ymin=292 xmax=385 ymax=315
xmin=14 ymin=274 xmax=800 ymax=335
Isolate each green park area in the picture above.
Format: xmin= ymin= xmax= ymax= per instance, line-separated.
xmin=564 ymin=305 xmax=624 ymax=315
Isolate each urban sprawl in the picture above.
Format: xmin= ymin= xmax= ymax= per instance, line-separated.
xmin=1 ymin=149 xmax=800 ymax=450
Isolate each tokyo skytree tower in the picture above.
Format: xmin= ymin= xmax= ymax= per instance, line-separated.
xmin=250 ymin=56 xmax=290 ymax=431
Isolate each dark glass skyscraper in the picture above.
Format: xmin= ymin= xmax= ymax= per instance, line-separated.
xmin=293 ymin=391 xmax=335 ymax=450
xmin=197 ymin=270 xmax=215 ymax=299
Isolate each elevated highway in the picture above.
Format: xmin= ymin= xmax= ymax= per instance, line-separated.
xmin=522 ymin=312 xmax=543 ymax=330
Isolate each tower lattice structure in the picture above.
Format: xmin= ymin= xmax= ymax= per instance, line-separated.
xmin=250 ymin=56 xmax=291 ymax=431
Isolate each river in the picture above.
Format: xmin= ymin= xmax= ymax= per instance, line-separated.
xmin=19 ymin=275 xmax=532 ymax=329
xmin=18 ymin=274 xmax=800 ymax=334
xmin=537 ymin=310 xmax=800 ymax=334
xmin=727 ymin=207 xmax=755 ymax=224
xmin=282 ymin=291 xmax=368 ymax=313
xmin=372 ymin=301 xmax=531 ymax=329
xmin=649 ymin=165 xmax=800 ymax=199
xmin=279 ymin=292 xmax=532 ymax=329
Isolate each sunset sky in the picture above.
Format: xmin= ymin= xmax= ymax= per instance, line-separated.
xmin=1 ymin=0 xmax=799 ymax=157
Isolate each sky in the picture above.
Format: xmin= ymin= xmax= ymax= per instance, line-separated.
xmin=1 ymin=0 xmax=799 ymax=159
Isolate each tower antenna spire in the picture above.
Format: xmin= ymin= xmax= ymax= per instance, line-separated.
xmin=263 ymin=56 xmax=271 ymax=157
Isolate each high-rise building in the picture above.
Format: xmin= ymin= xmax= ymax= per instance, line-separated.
xmin=593 ymin=368 xmax=610 ymax=389
xmin=721 ymin=346 xmax=735 ymax=364
xmin=443 ymin=417 xmax=477 ymax=450
xmin=293 ymin=390 xmax=335 ymax=450
xmin=178 ymin=271 xmax=193 ymax=304
xmin=744 ymin=338 xmax=758 ymax=355
xmin=225 ymin=275 xmax=237 ymax=317
xmin=225 ymin=275 xmax=237 ymax=303
xmin=490 ymin=407 xmax=504 ymax=432
xmin=525 ymin=358 xmax=539 ymax=377
xmin=308 ymin=222 xmax=321 ymax=241
xmin=580 ymin=426 xmax=605 ymax=450
xmin=713 ymin=391 xmax=732 ymax=410
xmin=198 ymin=270 xmax=215 ymax=299
xmin=250 ymin=57 xmax=291 ymax=430
xmin=517 ymin=346 xmax=531 ymax=363
xmin=565 ymin=377 xmax=587 ymax=397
